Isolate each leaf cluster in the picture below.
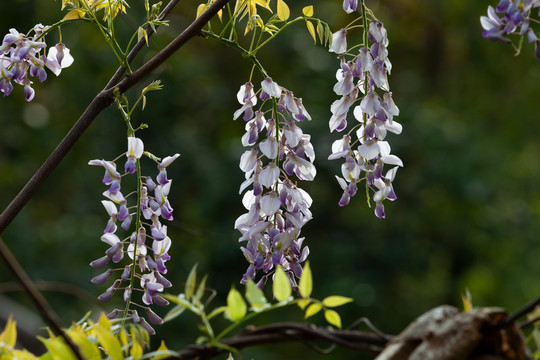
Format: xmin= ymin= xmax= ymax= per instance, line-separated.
xmin=0 ymin=314 xmax=176 ymax=360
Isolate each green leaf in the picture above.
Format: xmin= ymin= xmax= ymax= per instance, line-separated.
xmin=93 ymin=324 xmax=123 ymax=360
xmin=226 ymin=287 xmax=247 ymax=322
xmin=185 ymin=264 xmax=198 ymax=301
xmin=273 ymin=266 xmax=291 ymax=302
xmin=245 ymin=279 xmax=268 ymax=311
xmin=65 ymin=329 xmax=101 ymax=360
xmin=324 ymin=23 xmax=332 ymax=46
xmin=208 ymin=306 xmax=227 ymax=320
xmin=302 ymin=5 xmax=313 ymax=17
xmin=322 ymin=295 xmax=353 ymax=308
xmin=39 ymin=338 xmax=78 ymax=360
xmin=163 ymin=305 xmax=186 ymax=322
xmin=304 ymin=303 xmax=322 ymax=319
xmin=193 ymin=274 xmax=208 ymax=304
xmin=298 ymin=261 xmax=313 ymax=298
xmin=276 ymin=0 xmax=290 ymax=21
xmin=324 ymin=309 xmax=342 ymax=328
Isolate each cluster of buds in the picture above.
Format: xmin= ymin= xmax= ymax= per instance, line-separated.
xmin=234 ymin=77 xmax=314 ymax=289
xmin=0 ymin=25 xmax=73 ymax=101
xmin=89 ymin=136 xmax=179 ymax=334
xmin=328 ymin=18 xmax=403 ymax=219
xmin=481 ymin=0 xmax=540 ymax=58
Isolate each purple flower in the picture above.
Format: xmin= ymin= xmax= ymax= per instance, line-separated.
xmin=125 ymin=137 xmax=144 ymax=174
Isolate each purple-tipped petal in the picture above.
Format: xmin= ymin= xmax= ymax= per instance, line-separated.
xmin=91 ymin=269 xmax=113 ymax=285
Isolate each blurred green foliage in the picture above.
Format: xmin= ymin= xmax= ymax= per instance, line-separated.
xmin=0 ymin=0 xmax=540 ymax=358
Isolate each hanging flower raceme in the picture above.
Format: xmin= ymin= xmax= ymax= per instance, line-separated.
xmin=89 ymin=136 xmax=179 ymax=334
xmin=233 ymin=78 xmax=314 ymax=290
xmin=481 ymin=1 xmax=540 ymax=58
xmin=0 ymin=24 xmax=73 ymax=101
xmin=328 ymin=14 xmax=403 ymax=219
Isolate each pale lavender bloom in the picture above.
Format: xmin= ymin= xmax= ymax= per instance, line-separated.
xmin=0 ymin=26 xmax=73 ymax=101
xmin=125 ymin=137 xmax=144 ymax=174
xmin=260 ymin=77 xmax=282 ymax=99
xmin=157 ymin=153 xmax=180 ymax=185
xmin=330 ymin=29 xmax=348 ymax=54
xmin=234 ymin=82 xmax=315 ymax=287
xmin=328 ymin=18 xmax=402 ymax=217
xmin=343 ymin=0 xmax=358 ymax=13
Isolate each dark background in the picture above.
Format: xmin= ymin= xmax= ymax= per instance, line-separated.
xmin=1 ymin=0 xmax=539 ymax=358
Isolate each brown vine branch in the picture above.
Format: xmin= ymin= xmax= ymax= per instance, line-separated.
xmin=164 ymin=322 xmax=392 ymax=359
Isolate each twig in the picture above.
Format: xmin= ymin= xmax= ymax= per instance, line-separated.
xmin=161 ymin=322 xmax=391 ymax=359
xmin=501 ymin=293 xmax=540 ymax=327
xmin=0 ymin=236 xmax=83 ymax=360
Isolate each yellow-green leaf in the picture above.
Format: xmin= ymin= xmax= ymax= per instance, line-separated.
xmin=62 ymin=9 xmax=86 ymax=21
xmin=65 ymin=329 xmax=101 ymax=360
xmin=39 ymin=338 xmax=78 ymax=360
xmin=12 ymin=349 xmax=39 ymax=360
xmin=316 ymin=20 xmax=324 ymax=43
xmin=93 ymin=324 xmax=123 ymax=360
xmin=297 ymin=298 xmax=311 ymax=310
xmin=131 ymin=341 xmax=143 ymax=360
xmin=163 ymin=305 xmax=186 ymax=322
xmin=208 ymin=306 xmax=227 ymax=320
xmin=273 ymin=266 xmax=291 ymax=302
xmin=304 ymin=303 xmax=322 ymax=319
xmin=137 ymin=27 xmax=148 ymax=46
xmin=119 ymin=329 xmax=128 ymax=349
xmin=324 ymin=309 xmax=342 ymax=328
xmin=196 ymin=4 xmax=207 ymax=18
xmin=0 ymin=315 xmax=17 ymax=348
xmin=185 ymin=264 xmax=198 ymax=301
xmin=298 ymin=261 xmax=313 ymax=298
xmin=245 ymin=279 xmax=268 ymax=311
xmin=153 ymin=340 xmax=169 ymax=360
xmin=97 ymin=313 xmax=112 ymax=330
xmin=462 ymin=288 xmax=473 ymax=312
xmin=276 ymin=0 xmax=290 ymax=21
xmin=305 ymin=21 xmax=316 ymax=43
xmin=322 ymin=296 xmax=353 ymax=308
xmin=226 ymin=287 xmax=247 ymax=322
xmin=302 ymin=5 xmax=314 ymax=17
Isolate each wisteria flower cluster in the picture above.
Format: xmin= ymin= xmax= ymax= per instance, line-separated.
xmin=328 ymin=16 xmax=403 ymax=219
xmin=233 ymin=78 xmax=314 ymax=289
xmin=0 ymin=25 xmax=73 ymax=101
xmin=89 ymin=136 xmax=179 ymax=334
xmin=481 ymin=0 xmax=540 ymax=57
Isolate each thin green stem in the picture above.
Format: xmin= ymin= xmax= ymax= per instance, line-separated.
xmin=251 ymin=17 xmax=305 ymax=54
xmin=360 ymin=0 xmax=371 ymax=207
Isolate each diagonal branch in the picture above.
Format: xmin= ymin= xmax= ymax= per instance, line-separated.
xmin=0 ymin=0 xmax=228 ymax=345
xmin=0 ymin=0 xmax=231 ymax=234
